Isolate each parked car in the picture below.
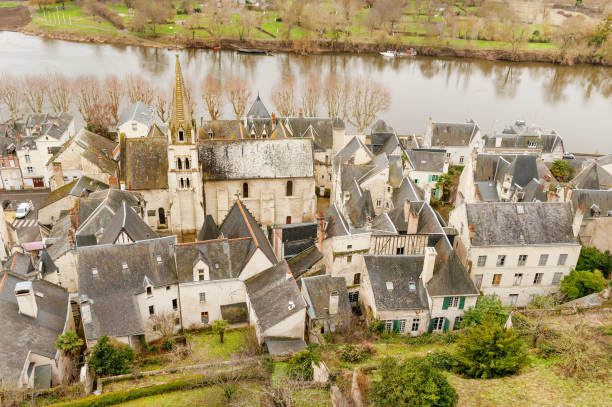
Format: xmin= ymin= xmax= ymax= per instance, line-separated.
xmin=16 ymin=201 xmax=33 ymax=219
xmin=563 ymin=153 xmax=575 ymax=159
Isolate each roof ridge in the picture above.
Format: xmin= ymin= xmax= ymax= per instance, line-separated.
xmin=176 ymin=236 xmax=252 ymax=247
xmin=237 ymin=200 xmax=259 ymax=249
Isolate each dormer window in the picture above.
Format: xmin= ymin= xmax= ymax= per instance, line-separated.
xmin=208 ymin=130 xmax=213 ymax=138
xmin=198 ymin=268 xmax=205 ymax=281
xmin=386 ymin=281 xmax=394 ymax=290
xmin=408 ymin=281 xmax=416 ymax=290
xmin=122 ymin=262 xmax=128 ymax=270
xmin=92 ymin=267 xmax=98 ymax=276
xmin=156 ymin=255 xmax=162 ymax=263
xmin=178 ymin=130 xmax=184 ymax=141
xmin=146 ymin=286 xmax=152 ymax=296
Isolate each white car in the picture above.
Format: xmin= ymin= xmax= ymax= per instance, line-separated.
xmin=16 ymin=202 xmax=33 ymax=219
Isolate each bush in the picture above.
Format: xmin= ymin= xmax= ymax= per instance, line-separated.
xmin=454 ymin=317 xmax=527 ymax=378
xmin=370 ymin=357 xmax=458 ymax=407
xmin=403 ymin=331 xmax=460 ymax=345
xmin=287 ymin=349 xmax=319 ymax=381
xmin=528 ymin=294 xmax=562 ymax=309
xmin=88 ymin=336 xmax=135 ymax=377
xmin=368 ymin=319 xmax=386 ymax=334
xmin=560 ymin=269 xmax=607 ymax=300
xmin=461 ymin=295 xmax=509 ymax=327
xmin=423 ymin=350 xmax=455 ymax=371
xmin=339 ymin=344 xmax=371 ymax=363
xmin=576 ymin=246 xmax=612 ymax=278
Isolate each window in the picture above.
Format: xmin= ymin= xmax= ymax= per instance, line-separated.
xmin=26 ymin=166 xmax=34 ymax=174
xmin=198 ymin=269 xmax=205 ymax=281
xmin=492 ymin=274 xmax=502 ymax=286
xmin=24 ymin=154 xmax=30 ymax=163
xmin=533 ymin=273 xmax=543 ymax=284
xmin=242 ymin=182 xmax=249 ymax=198
xmin=286 ymin=180 xmax=293 ymax=196
xmin=474 ymin=274 xmax=483 ymax=289
xmin=186 ymin=178 xmax=190 ymax=188
xmin=348 ymin=291 xmax=359 ymax=304
xmin=376 ymin=199 xmax=382 ymax=207
xmin=446 ymin=152 xmax=451 ymax=158
xmin=477 ymin=256 xmax=487 ymax=267
xmin=398 ymin=319 xmax=406 ymax=334
xmin=385 ymin=320 xmax=393 ymax=333
xmin=448 ymin=296 xmax=459 ymax=308
xmin=408 ymin=281 xmax=416 ymax=290
xmin=411 ymin=318 xmax=420 ymax=332
xmin=201 ymin=311 xmax=209 ymax=324
xmin=178 ymin=130 xmax=184 ymax=141
xmin=347 ymin=255 xmax=352 ymax=264
xmin=528 ymin=140 xmax=537 ymax=148
xmin=353 ymin=273 xmax=360 ymax=285
xmin=454 ymin=316 xmax=463 ymax=330
xmin=459 ymin=156 xmax=464 ymax=164
xmin=518 ymin=255 xmax=527 ymax=266
xmin=148 ymin=305 xmax=155 ymax=315
xmin=146 ymin=286 xmax=152 ymax=296
xmin=558 ymin=254 xmax=568 ymax=265
xmin=414 ymin=178 xmax=419 ymax=184
xmin=552 ymin=272 xmax=563 ymax=285
xmin=185 ymin=158 xmax=190 ymax=169
xmin=396 ymin=247 xmax=405 ymax=255
xmin=172 ymin=298 xmax=178 ymax=310
xmin=158 ymin=208 xmax=166 ymax=225
xmin=180 ymin=178 xmax=185 ymax=188
xmin=177 ymin=158 xmax=182 ymax=170
xmin=496 ymin=255 xmax=506 ymax=266
xmin=174 ymin=318 xmax=180 ymax=326
xmin=431 ymin=175 xmax=439 ymax=182
xmin=539 ymin=254 xmax=548 ymax=266
xmin=199 ymin=292 xmax=206 ymax=302
xmin=347 ymin=244 xmax=352 ymax=250
xmin=513 ymin=273 xmax=523 ymax=286
xmin=166 ymin=285 xmax=170 ymax=290
xmin=286 ymin=216 xmax=292 ymax=224
xmin=509 ymin=294 xmax=518 ymax=306
xmin=432 ymin=317 xmax=444 ymax=331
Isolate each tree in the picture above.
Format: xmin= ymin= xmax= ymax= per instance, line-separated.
xmin=461 ymin=295 xmax=509 ymax=328
xmin=271 ymin=77 xmax=298 ymax=116
xmin=103 ymin=75 xmax=123 ymax=124
xmin=201 ymin=75 xmax=224 ymax=120
xmin=434 ymin=173 xmax=453 ymax=201
xmin=237 ymin=12 xmax=260 ymax=42
xmin=287 ymin=349 xmax=319 ymax=381
xmin=370 ymin=357 xmax=458 ymax=407
xmin=29 ymin=0 xmax=55 ymax=11
xmin=56 ymin=331 xmax=84 ymax=357
xmin=346 ymin=77 xmax=391 ymax=132
xmin=125 ymin=74 xmax=154 ymax=105
xmin=550 ymin=159 xmax=574 ymax=182
xmin=149 ymin=312 xmax=178 ymax=349
xmin=501 ymin=21 xmax=528 ymax=57
xmin=226 ymin=77 xmax=252 ymax=119
xmin=211 ymin=320 xmax=229 ymax=344
xmin=454 ymin=316 xmax=527 ymax=379
xmin=560 ymin=269 xmax=607 ymax=300
xmin=22 ymin=75 xmax=48 ymax=113
xmin=576 ymin=246 xmax=612 ymax=278
xmin=88 ymin=336 xmax=135 ymax=377
xmin=0 ymin=73 xmax=23 ymax=118
xmin=301 ymin=74 xmax=320 ymax=117
xmin=73 ymin=75 xmax=102 ymax=127
xmin=133 ymin=0 xmax=173 ymax=35
xmin=153 ymin=86 xmax=171 ymax=122
xmin=323 ymin=73 xmax=350 ymax=119
xmin=47 ymin=73 xmax=72 ymax=114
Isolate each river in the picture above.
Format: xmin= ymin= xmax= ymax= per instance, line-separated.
xmin=1 ymin=31 xmax=611 ymax=154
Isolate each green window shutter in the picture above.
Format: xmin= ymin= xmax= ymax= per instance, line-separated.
xmin=442 ymin=297 xmax=449 ymax=310
xmin=443 ymin=318 xmax=449 ymax=332
xmin=393 ymin=320 xmax=400 ymax=333
xmin=427 ymin=175 xmax=432 ymax=182
xmin=428 ymin=318 xmax=434 ymax=333
xmin=459 ymin=296 xmax=465 ymax=309
xmin=414 ymin=178 xmax=419 ymax=184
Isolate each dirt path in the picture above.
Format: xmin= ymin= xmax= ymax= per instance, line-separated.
xmin=0 ymin=6 xmax=31 ymax=31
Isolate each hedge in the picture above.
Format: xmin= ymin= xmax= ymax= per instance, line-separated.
xmin=50 ymin=367 xmax=266 ymax=407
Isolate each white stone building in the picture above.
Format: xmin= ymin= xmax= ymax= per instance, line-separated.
xmin=425 ymin=120 xmax=481 ymax=166
xmin=116 ymin=102 xmax=155 ymax=139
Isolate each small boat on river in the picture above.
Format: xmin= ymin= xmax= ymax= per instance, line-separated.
xmin=236 ymin=48 xmax=271 ymax=55
xmin=380 ymin=48 xmax=417 ymax=58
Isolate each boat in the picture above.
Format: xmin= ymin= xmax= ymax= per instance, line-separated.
xmin=380 ymin=50 xmax=397 ymax=57
xmin=401 ymin=48 xmax=417 ymax=57
xmin=236 ymin=48 xmax=270 ymax=55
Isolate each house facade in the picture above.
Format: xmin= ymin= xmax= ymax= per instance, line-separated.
xmin=425 ymin=120 xmax=481 ymax=166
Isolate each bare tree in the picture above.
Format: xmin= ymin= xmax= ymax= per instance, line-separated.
xmin=125 ymin=74 xmax=154 ymax=105
xmin=271 ymin=76 xmax=298 ymax=117
xmin=22 ymin=75 xmax=48 ymax=113
xmin=301 ymin=74 xmax=321 ymax=117
xmin=208 ymin=0 xmax=233 ymax=41
xmin=226 ymin=76 xmax=252 ymax=119
xmin=501 ymin=22 xmax=528 ymax=58
xmin=183 ymin=74 xmax=198 ymax=118
xmin=153 ymin=86 xmax=171 ymax=122
xmin=201 ymin=75 xmax=224 ymax=120
xmin=0 ymin=73 xmax=23 ymax=118
xmin=323 ymin=73 xmax=350 ymax=119
xmin=237 ymin=12 xmax=261 ymax=42
xmin=104 ymin=75 xmax=123 ymax=124
xmin=73 ymin=75 xmax=102 ymax=127
xmin=347 ymin=77 xmax=391 ymax=132
xmin=147 ymin=312 xmax=179 ymax=341
xmin=47 ymin=73 xmax=72 ymax=114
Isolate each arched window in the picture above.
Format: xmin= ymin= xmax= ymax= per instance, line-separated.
xmin=242 ymin=182 xmax=249 ymax=198
xmin=158 ymin=208 xmax=166 ymax=225
xmin=186 ymin=177 xmax=190 ymax=188
xmin=185 ymin=158 xmax=190 ymax=169
xmin=177 ymin=158 xmax=182 ymax=170
xmin=180 ymin=178 xmax=185 ymax=188
xmin=178 ymin=130 xmax=184 ymax=141
xmin=286 ymin=180 xmax=293 ymax=196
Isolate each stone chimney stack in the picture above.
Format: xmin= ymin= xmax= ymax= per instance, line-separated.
xmin=404 ymin=200 xmax=419 ymax=234
xmin=420 ymin=247 xmax=437 ymax=284
xmin=53 ymin=162 xmax=64 ymax=188
xmin=14 ymin=281 xmax=38 ymax=318
xmin=97 ymin=155 xmax=104 ymax=170
xmin=329 ymin=290 xmax=339 ymax=315
xmin=271 ymin=112 xmax=276 ymax=125
xmin=469 ymin=224 xmax=476 ymax=243
xmin=109 ymin=177 xmax=119 ymax=189
xmin=299 ymin=108 xmax=304 ymax=118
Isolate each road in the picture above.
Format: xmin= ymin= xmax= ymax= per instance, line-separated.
xmin=2 ymin=189 xmax=49 ymax=243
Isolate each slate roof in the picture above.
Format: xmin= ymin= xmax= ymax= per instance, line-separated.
xmin=370 ymin=119 xmax=394 ymax=135
xmin=198 ymin=215 xmax=221 ymax=241
xmin=174 ymin=238 xmax=254 ymax=283
xmin=44 ymin=215 xmax=73 ymax=261
xmin=371 ymin=213 xmax=398 ymax=235
xmin=571 ymin=161 xmax=612 ymax=190
xmin=199 ymin=139 xmax=313 ymax=180
xmin=245 ymin=261 xmax=306 ymax=331
xmin=301 ymin=275 xmax=350 ymax=319
xmin=2 ymin=252 xmax=35 ymax=276
xmin=333 ymin=136 xmax=373 ymax=173
xmin=287 ymin=246 xmax=323 ymax=279
xmin=98 ymin=201 xmax=158 ymax=244
xmin=430 ymin=122 xmax=478 ymax=147
xmin=346 ymin=188 xmax=375 ymax=228
xmin=40 ymin=176 xmax=108 ymax=209
xmin=465 ymin=202 xmax=577 ymax=246
xmin=475 ymin=181 xmax=499 ymax=202
xmin=541 ymin=133 xmax=564 ymax=154
xmin=264 ymin=337 xmax=307 ymax=355
xmin=428 ymin=238 xmax=478 ymax=296
xmin=77 ymin=237 xmax=177 ymax=340
xmin=121 ymin=137 xmax=168 ymax=190
xmin=570 ymin=189 xmax=612 ymax=218
xmin=521 ymin=178 xmax=547 ymax=202
xmin=37 ymin=250 xmax=58 ymax=277
xmin=219 ymin=201 xmax=277 ymax=264
xmin=47 ymin=129 xmax=117 ymax=170
xmin=199 ymin=120 xmax=245 ymax=139
xmin=406 ymin=149 xmax=446 ymax=172
xmin=282 ymin=117 xmax=334 ymax=150
xmin=392 ymin=177 xmax=423 ymax=207
xmin=117 ymin=102 xmax=154 ymax=128
xmin=324 ymin=204 xmax=349 ymax=238
xmin=363 ymin=255 xmax=429 ymax=311
xmin=24 ymin=113 xmax=73 ymax=140
xmin=0 ymin=273 xmax=69 ymax=383
xmin=388 ymin=201 xmax=445 ymax=235
xmin=272 ymin=222 xmax=318 ymax=258
xmin=246 ymin=95 xmax=271 ymax=119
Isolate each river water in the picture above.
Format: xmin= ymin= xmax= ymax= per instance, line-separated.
xmin=1 ymin=31 xmax=611 ymax=153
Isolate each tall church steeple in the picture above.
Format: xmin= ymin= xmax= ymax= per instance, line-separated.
xmin=170 ymin=54 xmax=192 ymax=143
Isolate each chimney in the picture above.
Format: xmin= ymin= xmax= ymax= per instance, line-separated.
xmin=469 ymin=224 xmax=475 ymax=243
xmin=17 ymin=133 xmax=21 ymax=145
xmin=70 ymin=207 xmax=78 ymax=230
xmin=317 ymin=215 xmax=325 ymax=249
xmin=52 ymin=162 xmax=64 ymax=188
xmin=14 ymin=281 xmax=38 ymax=318
xmin=404 ymin=200 xmax=419 ymax=234
xmin=299 ymin=108 xmax=304 ymax=118
xmin=109 ymin=177 xmax=119 ymax=189
xmin=329 ymin=290 xmax=339 ymax=315
xmin=421 ymin=246 xmax=437 ymax=284
xmin=68 ymin=229 xmax=75 ymax=249
xmin=495 ymin=136 xmax=502 ymax=148
xmin=97 ymin=154 xmax=104 ymax=170
xmin=271 ymin=112 xmax=276 ymax=125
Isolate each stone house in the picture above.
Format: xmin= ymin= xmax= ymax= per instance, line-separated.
xmin=0 ymin=273 xmax=74 ymax=388
xmin=425 ymin=120 xmax=481 ymax=166
xmin=405 ymin=149 xmax=448 ymax=199
xmin=116 ymin=102 xmax=155 ymax=139
xmin=571 ymin=159 xmax=612 ymax=190
xmin=0 ymin=154 xmax=23 ymax=190
xmin=482 ymin=120 xmax=565 ymax=161
xmin=569 ymin=189 xmax=612 ymax=252
xmin=449 ymin=202 xmax=581 ymax=306
xmin=45 ymin=128 xmax=118 ymax=191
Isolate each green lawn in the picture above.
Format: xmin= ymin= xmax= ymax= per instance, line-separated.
xmin=0 ymin=1 xmax=25 ymax=7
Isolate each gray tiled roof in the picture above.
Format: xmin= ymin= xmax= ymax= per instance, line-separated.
xmin=2 ymin=252 xmax=35 ymax=276
xmin=392 ymin=177 xmax=423 ymax=207
xmin=287 ymin=245 xmax=323 ymax=278
xmin=117 ymin=102 xmax=154 ymax=127
xmin=199 ymin=139 xmax=314 ymax=180
xmin=387 ymin=201 xmax=445 ymax=235
xmin=324 ymin=204 xmax=349 ymax=238
xmin=474 ymin=181 xmax=499 ymax=202
xmin=76 ymin=190 xmax=145 ymax=240
xmin=45 ymin=215 xmax=73 ymax=261
xmin=197 ymin=215 xmax=221 ymax=241
xmin=301 ymin=275 xmax=350 ymax=319
xmin=0 ymin=273 xmax=69 ymax=382
xmin=571 ymin=161 xmax=612 ymax=190
xmin=121 ymin=137 xmax=168 ymax=190
xmin=245 ymin=261 xmax=306 ymax=331
xmin=246 ymin=95 xmax=271 ymax=119
xmin=406 ymin=149 xmax=446 ymax=172
xmin=40 ymin=176 xmax=108 ymax=209
xmin=428 ymin=238 xmax=478 ymax=296
xmin=199 ymin=120 xmax=245 ymax=139
xmin=570 ymin=189 xmax=612 ymax=218
xmin=431 ymin=122 xmax=478 ymax=147
xmin=465 ymin=202 xmax=577 ymax=246
xmin=333 ymin=136 xmax=372 ymax=173
xmin=346 ymin=188 xmax=375 ymax=228
xmin=364 ymin=255 xmax=429 ymax=311
xmin=98 ymin=201 xmax=157 ymax=244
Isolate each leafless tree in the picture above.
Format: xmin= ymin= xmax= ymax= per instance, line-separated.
xmin=147 ymin=312 xmax=179 ymax=340
xmin=501 ymin=22 xmax=528 ymax=58
xmin=301 ymin=74 xmax=321 ymax=117
xmin=47 ymin=73 xmax=72 ymax=114
xmin=271 ymin=76 xmax=298 ymax=117
xmin=125 ymin=74 xmax=154 ymax=105
xmin=153 ymin=86 xmax=171 ymax=122
xmin=208 ymin=0 xmax=233 ymax=41
xmin=237 ymin=12 xmax=261 ymax=42
xmin=323 ymin=73 xmax=350 ymax=119
xmin=226 ymin=76 xmax=252 ymax=119
xmin=0 ymin=73 xmax=23 ymax=118
xmin=183 ymin=74 xmax=198 ymax=118
xmin=201 ymin=75 xmax=224 ymax=120
xmin=22 ymin=75 xmax=48 ymax=113
xmin=347 ymin=77 xmax=391 ymax=132
xmin=73 ymin=75 xmax=102 ymax=127
xmin=132 ymin=0 xmax=173 ymax=35
xmin=103 ymin=75 xmax=124 ymax=124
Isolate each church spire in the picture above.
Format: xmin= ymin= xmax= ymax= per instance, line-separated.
xmin=171 ymin=54 xmax=191 ymax=130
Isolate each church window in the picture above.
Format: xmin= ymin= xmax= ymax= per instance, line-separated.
xmin=243 ymin=182 xmax=249 ymax=198
xmin=186 ymin=177 xmax=190 ymax=188
xmin=158 ymin=208 xmax=166 ymax=225
xmin=185 ymin=158 xmax=190 ymax=169
xmin=286 ymin=180 xmax=293 ymax=196
xmin=177 ymin=158 xmax=182 ymax=170
xmin=178 ymin=130 xmax=184 ymax=141
xmin=180 ymin=178 xmax=185 ymax=188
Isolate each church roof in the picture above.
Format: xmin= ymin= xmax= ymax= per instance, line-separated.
xmin=246 ymin=95 xmax=271 ymax=119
